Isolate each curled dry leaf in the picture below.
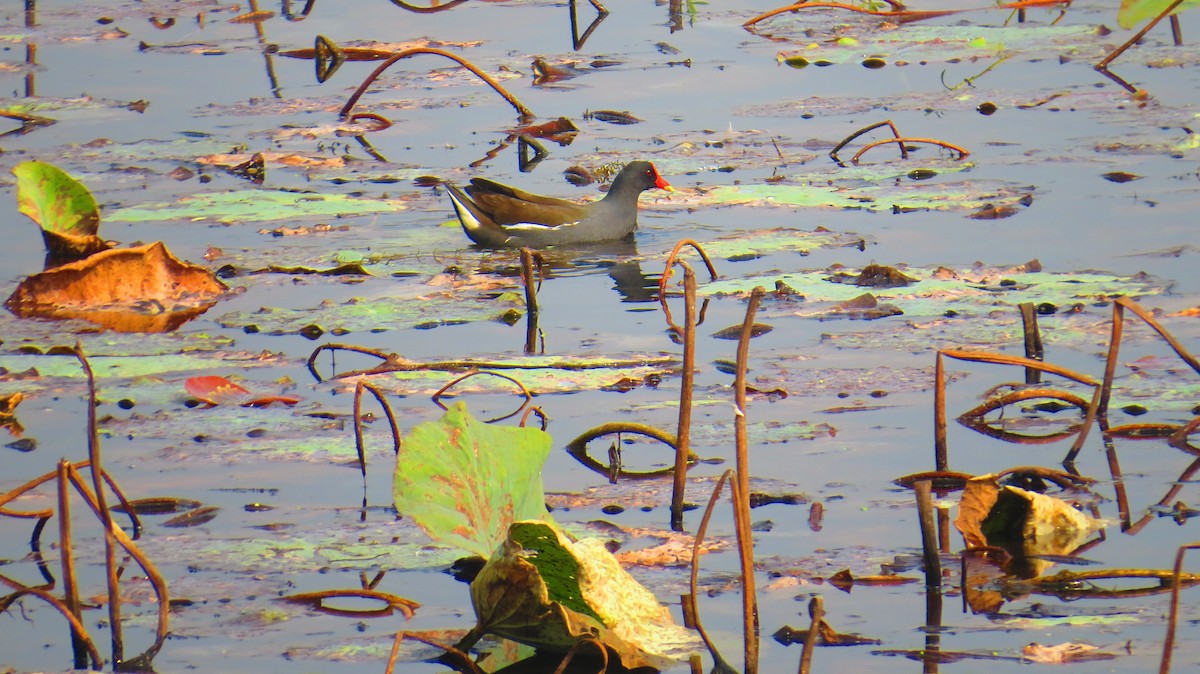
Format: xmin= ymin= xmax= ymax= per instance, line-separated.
xmin=954 ymin=474 xmax=1104 ymax=577
xmin=185 ymin=375 xmax=301 ymax=408
xmin=1022 ymin=642 xmax=1116 ymax=663
xmin=4 ymin=241 xmax=228 ymax=332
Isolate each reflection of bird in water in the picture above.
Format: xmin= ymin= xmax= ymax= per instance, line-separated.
xmin=605 ymin=260 xmax=659 ymax=303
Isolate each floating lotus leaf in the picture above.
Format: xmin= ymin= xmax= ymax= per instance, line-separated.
xmin=1118 ymin=0 xmax=1200 ymax=29
xmin=393 ymin=402 xmax=553 ymax=557
xmin=12 ymin=160 xmax=109 ymax=264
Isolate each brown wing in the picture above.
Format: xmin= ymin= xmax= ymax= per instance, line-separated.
xmin=466 ymin=182 xmax=590 ymax=227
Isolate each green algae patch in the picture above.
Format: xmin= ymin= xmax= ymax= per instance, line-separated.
xmin=351 ymin=355 xmax=677 ymax=397
xmin=216 ymin=289 xmax=525 ymax=335
xmin=698 ymin=226 xmax=867 ymax=259
xmin=698 ymin=178 xmax=1028 ymax=213
xmin=703 ymin=265 xmax=1165 ymax=318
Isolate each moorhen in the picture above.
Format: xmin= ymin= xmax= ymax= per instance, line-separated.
xmin=446 ymin=160 xmax=673 ymax=247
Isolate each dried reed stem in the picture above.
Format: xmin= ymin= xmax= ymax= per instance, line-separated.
xmin=733 ymin=287 xmax=765 ymax=674
xmin=671 ymin=262 xmax=697 ymax=531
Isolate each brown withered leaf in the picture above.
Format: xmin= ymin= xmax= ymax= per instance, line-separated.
xmin=955 ymin=474 xmax=1102 ymax=577
xmin=967 ymin=203 xmax=1020 ymax=220
xmin=1023 ymin=642 xmax=1117 ymax=663
xmin=5 ymin=241 xmax=228 ymax=333
xmin=711 ymin=322 xmax=773 ymax=340
xmin=585 ymin=110 xmax=642 ymax=125
xmin=962 ymin=550 xmax=1009 ymax=614
xmin=1101 ymin=171 xmax=1140 ymax=183
xmin=773 ymin=618 xmax=882 ymax=646
xmin=827 ymin=263 xmax=916 ymax=288
xmin=954 ymin=474 xmax=1000 ymax=549
xmin=821 ymin=293 xmax=903 ymax=320
xmin=161 ymin=505 xmax=220 ymax=528
xmin=0 ymin=391 xmax=25 ymax=437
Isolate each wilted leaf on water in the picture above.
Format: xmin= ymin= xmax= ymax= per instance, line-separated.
xmin=801 ymin=292 xmax=903 ymax=320
xmin=470 ymin=520 xmax=701 ymax=668
xmin=1022 ymin=642 xmax=1117 ymax=663
xmin=5 ymin=241 xmax=228 ymax=332
xmin=963 ymin=551 xmax=1008 ymax=614
xmin=393 ymin=402 xmax=553 ymax=557
xmin=711 ymin=322 xmax=773 ymax=340
xmin=827 ymin=568 xmax=918 ymax=592
xmin=955 ymin=475 xmax=1103 ymax=577
xmin=1 ymin=392 xmax=25 ymax=438
xmin=1101 ymin=171 xmax=1142 ymax=183
xmin=585 ymin=109 xmax=642 ymax=125
xmin=185 ymin=375 xmax=302 ymax=408
xmin=12 ymin=161 xmax=109 ymax=264
xmin=967 ymin=203 xmax=1020 ymax=220
xmin=826 ymin=263 xmax=915 ymax=287
xmin=161 ymin=504 xmax=220 ymax=528
xmin=111 ymin=497 xmax=203 ymax=515
xmin=772 ymin=618 xmax=882 ymax=646
xmin=0 ymin=392 xmax=24 ymax=417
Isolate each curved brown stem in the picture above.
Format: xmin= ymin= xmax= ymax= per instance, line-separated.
xmin=550 ymin=634 xmax=608 ymax=674
xmin=1161 ymin=543 xmax=1200 ymax=674
xmin=353 ymin=381 xmax=402 ymax=478
xmin=850 ymin=137 xmax=970 ymax=164
xmin=347 ymin=112 xmax=393 ymax=131
xmin=64 ymin=464 xmax=169 ymax=666
xmin=431 ymin=370 xmax=533 ymax=423
xmin=0 ymin=574 xmax=103 ymax=668
xmin=659 ymin=239 xmax=719 ymax=302
xmin=671 ymin=263 xmax=697 ymax=531
xmin=688 ymin=470 xmax=737 ymax=671
xmin=830 ymin=120 xmax=902 ymax=164
xmin=939 ymin=349 xmax=1098 ymax=386
xmin=733 ymin=288 xmax=766 ymax=674
xmin=958 ymin=388 xmax=1090 ymax=420
xmin=340 ymin=48 xmax=533 ymax=121
xmin=279 ymin=588 xmax=419 ymax=619
xmin=565 ymin=422 xmax=696 ymax=479
xmin=519 ymin=405 xmax=548 ymax=430
xmin=405 ymin=632 xmax=486 ymax=674
xmin=387 ymin=0 xmax=470 ymax=12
